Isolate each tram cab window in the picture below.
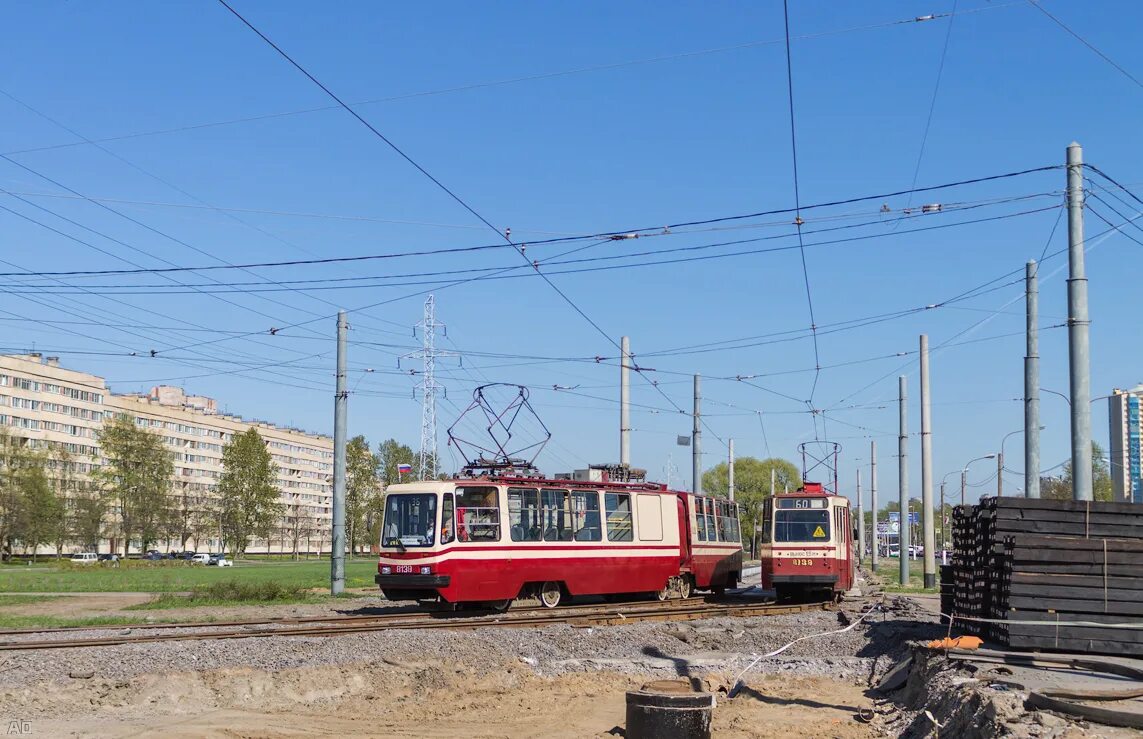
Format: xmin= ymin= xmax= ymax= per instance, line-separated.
xmin=382 ymin=493 xmax=437 ymax=548
xmin=572 ymin=491 xmax=601 ymax=541
xmin=761 ymin=498 xmax=773 ymax=545
xmin=604 ymin=492 xmax=633 ymax=542
xmin=774 ymin=506 xmax=830 ymax=543
xmin=441 ymin=493 xmax=455 ymax=544
xmin=456 ymin=486 xmax=500 ymax=541
xmin=542 ymin=489 xmax=572 ymax=541
xmin=508 ymin=488 xmax=541 ymax=542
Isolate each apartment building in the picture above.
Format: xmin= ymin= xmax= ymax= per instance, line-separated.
xmin=1109 ymin=386 xmax=1143 ymax=503
xmin=0 ymin=354 xmax=334 ymax=554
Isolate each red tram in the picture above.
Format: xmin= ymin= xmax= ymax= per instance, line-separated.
xmin=375 ymin=476 xmax=744 ymax=608
xmin=759 ymin=482 xmax=855 ymax=600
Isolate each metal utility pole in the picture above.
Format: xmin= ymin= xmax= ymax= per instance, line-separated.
xmin=728 ymin=438 xmax=735 ymax=502
xmin=919 ymin=335 xmax=936 ymax=589
xmin=1067 ymin=142 xmax=1093 ymax=501
xmin=998 ymin=452 xmax=1004 ymax=498
xmin=898 ymin=375 xmax=910 ymax=587
xmin=331 ymin=310 xmax=348 ymax=595
xmin=620 ymin=335 xmax=631 ymax=467
xmin=1026 ymin=260 xmax=1041 ymax=498
xmin=416 ymin=296 xmax=444 ymax=480
xmin=871 ymin=440 xmax=879 ymax=572
xmin=770 ymin=467 xmax=776 ymax=498
xmin=856 ymin=468 xmax=865 ymax=561
xmin=693 ymin=374 xmax=702 ymax=494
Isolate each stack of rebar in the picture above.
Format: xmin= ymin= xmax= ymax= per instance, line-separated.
xmin=950 ymin=497 xmax=1143 ymax=656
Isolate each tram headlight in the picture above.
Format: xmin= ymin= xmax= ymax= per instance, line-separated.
xmin=419 ymin=565 xmax=432 ymax=575
xmin=380 ymin=566 xmax=392 ymax=574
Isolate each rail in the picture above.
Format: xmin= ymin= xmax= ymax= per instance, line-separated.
xmin=0 ymin=600 xmax=828 ymax=652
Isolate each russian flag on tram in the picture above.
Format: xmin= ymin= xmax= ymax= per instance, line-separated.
xmin=397 ymin=463 xmax=413 ymax=474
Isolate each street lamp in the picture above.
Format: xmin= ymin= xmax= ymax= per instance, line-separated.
xmin=998 ymin=426 xmax=1046 ymax=497
xmin=962 ymin=454 xmax=997 ymax=506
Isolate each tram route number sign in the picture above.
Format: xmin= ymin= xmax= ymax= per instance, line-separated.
xmin=776 ymin=498 xmax=827 ymax=509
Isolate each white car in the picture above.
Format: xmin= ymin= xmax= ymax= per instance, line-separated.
xmin=209 ymin=556 xmax=233 ymax=567
xmin=69 ymin=552 xmax=98 ymax=564
xmin=190 ymin=553 xmax=212 ymax=565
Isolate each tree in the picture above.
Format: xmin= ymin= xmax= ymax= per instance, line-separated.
xmin=282 ymin=506 xmax=317 ymax=561
xmin=346 ymin=436 xmax=380 ymax=556
xmin=377 ymin=439 xmax=417 ymax=487
xmin=1041 ymin=441 xmax=1113 ymax=502
xmin=69 ymin=485 xmax=107 ymax=553
xmin=217 ymin=428 xmax=282 ymax=558
xmin=0 ymin=429 xmax=31 ymax=561
xmin=96 ymin=414 xmax=174 ymax=557
xmin=170 ymin=485 xmax=209 ymax=551
xmin=702 ymin=456 xmax=801 ymax=557
xmin=16 ymin=459 xmax=62 ymax=562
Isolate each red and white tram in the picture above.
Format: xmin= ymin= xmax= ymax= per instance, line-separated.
xmin=759 ymin=482 xmax=855 ymax=600
xmin=375 ymin=476 xmax=744 ymax=608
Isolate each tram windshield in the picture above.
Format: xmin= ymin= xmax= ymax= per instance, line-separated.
xmin=774 ymin=509 xmax=830 ymax=543
xmin=382 ymin=493 xmax=438 ymax=548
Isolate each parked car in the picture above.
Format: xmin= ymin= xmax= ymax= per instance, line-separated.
xmin=179 ymin=551 xmax=197 ymax=561
xmin=143 ymin=552 xmax=164 ymax=561
xmin=69 ymin=552 xmax=98 ymax=564
xmin=190 ymin=553 xmax=212 ymax=565
xmin=208 ymin=555 xmax=233 ymax=567
xmin=97 ymin=553 xmax=120 ymax=563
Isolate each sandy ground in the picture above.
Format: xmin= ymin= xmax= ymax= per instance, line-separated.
xmin=9 ymin=662 xmax=878 ymax=738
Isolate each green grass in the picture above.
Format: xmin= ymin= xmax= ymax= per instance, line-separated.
xmin=0 ymin=594 xmax=63 ymax=607
xmin=0 ymin=614 xmax=160 ymax=629
xmin=865 ymin=557 xmax=938 ymax=593
xmin=0 ymin=558 xmax=380 ymax=593
xmin=128 ymin=580 xmax=311 ymax=610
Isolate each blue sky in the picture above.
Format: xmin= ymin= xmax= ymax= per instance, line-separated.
xmin=2 ymin=1 xmax=1142 ymax=505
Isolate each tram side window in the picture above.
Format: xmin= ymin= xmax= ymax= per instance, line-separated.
xmin=695 ymin=498 xmax=707 ymax=542
xmin=572 ymin=491 xmax=602 ymax=541
xmin=717 ymin=501 xmax=740 ymax=543
xmin=456 ymin=486 xmax=500 ymax=541
xmin=542 ymin=489 xmax=572 ymax=541
xmin=508 ymin=487 xmax=541 ymax=542
xmin=441 ymin=493 xmax=455 ymax=544
xmin=703 ymin=498 xmax=718 ymax=542
xmin=761 ymin=499 xmax=773 ymax=545
xmin=605 ymin=492 xmax=633 ymax=542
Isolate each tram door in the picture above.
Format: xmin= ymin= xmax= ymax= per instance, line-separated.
xmin=676 ymin=496 xmax=691 ymax=567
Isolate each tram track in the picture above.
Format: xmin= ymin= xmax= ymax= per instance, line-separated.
xmin=0 ymin=600 xmax=828 ymax=652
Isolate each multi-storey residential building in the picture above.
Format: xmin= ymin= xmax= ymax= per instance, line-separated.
xmin=1109 ymin=386 xmax=1143 ymax=503
xmin=0 ymin=354 xmax=334 ymax=554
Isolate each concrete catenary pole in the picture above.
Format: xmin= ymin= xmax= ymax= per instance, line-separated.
xmin=331 ymin=310 xmax=348 ymax=595
xmin=1066 ymin=142 xmax=1093 ymax=501
xmin=899 ymin=375 xmax=910 ymax=587
xmin=870 ymin=440 xmax=879 ymax=572
xmin=728 ymin=438 xmax=736 ymax=502
xmin=770 ymin=467 xmax=776 ymax=498
xmin=620 ymin=336 xmax=631 ymax=468
xmin=919 ymin=335 xmax=936 ymax=588
xmin=1026 ymin=261 xmax=1041 ymax=498
xmin=856 ymin=467 xmax=865 ymax=561
xmin=693 ymin=374 xmax=702 ymax=494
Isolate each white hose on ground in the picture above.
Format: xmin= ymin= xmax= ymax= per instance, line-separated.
xmin=728 ymin=608 xmax=878 ymax=697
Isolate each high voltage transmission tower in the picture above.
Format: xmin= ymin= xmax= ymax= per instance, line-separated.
xmin=401 ymin=295 xmax=455 ymax=480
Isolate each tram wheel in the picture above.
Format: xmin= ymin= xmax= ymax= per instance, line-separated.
xmin=656 ymin=584 xmax=670 ymax=601
xmin=678 ymin=576 xmax=693 ymax=600
xmin=489 ymin=598 xmax=513 ymax=613
xmin=539 ymin=581 xmax=562 ymax=608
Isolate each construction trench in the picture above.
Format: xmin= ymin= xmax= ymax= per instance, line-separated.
xmin=2 ymin=572 xmax=1140 ymax=737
